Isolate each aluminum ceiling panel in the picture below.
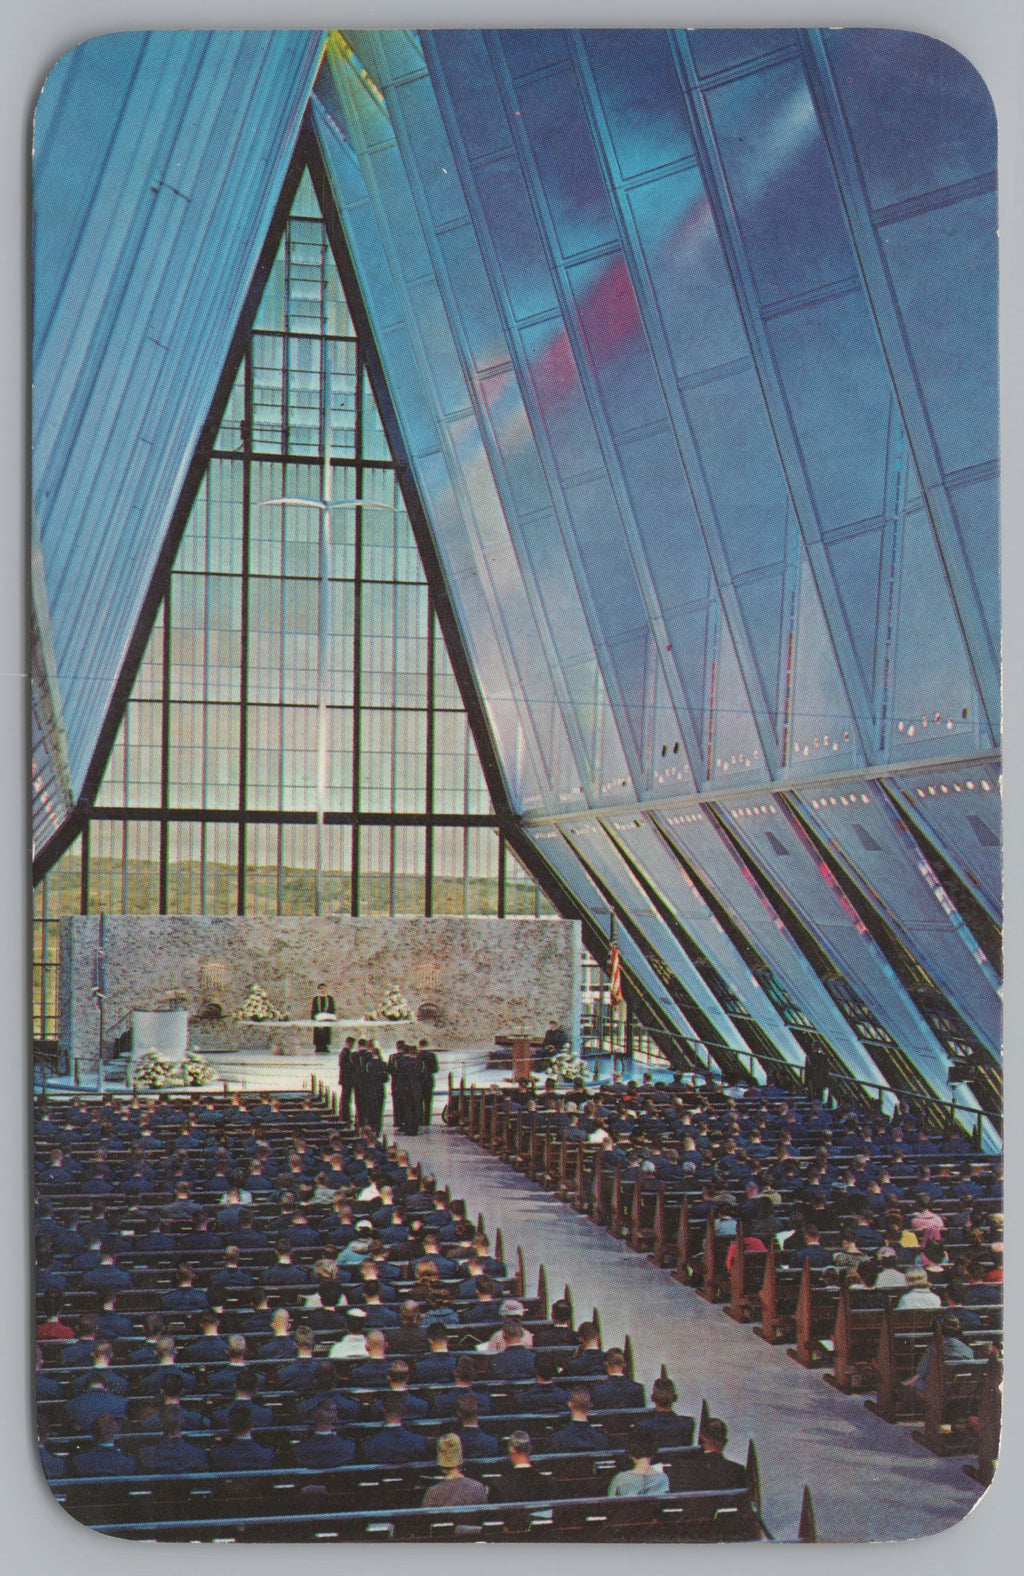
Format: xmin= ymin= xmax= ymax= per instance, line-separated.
xmin=792 ymin=785 xmax=1001 ymax=1055
xmin=606 ymin=816 xmax=808 ymax=1068
xmin=722 ymin=795 xmax=953 ymax=1087
xmin=654 ymin=808 xmax=888 ymax=1088
xmin=888 ymin=767 xmax=1002 ymax=922
xmin=524 ymin=828 xmax=719 ymax=1066
xmin=33 ymin=29 xmax=325 ymax=819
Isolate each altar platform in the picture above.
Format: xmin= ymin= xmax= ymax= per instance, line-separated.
xmin=36 ymin=1041 xmax=664 ymax=1100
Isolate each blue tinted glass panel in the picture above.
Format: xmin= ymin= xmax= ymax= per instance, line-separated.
xmin=515 ymin=68 xmax=618 ymax=258
xmin=882 ymin=194 xmax=997 ymax=476
xmin=583 ymin=30 xmax=694 ymax=179
xmin=823 ymin=29 xmax=996 ymax=212
xmin=629 ymin=169 xmax=749 ymax=378
xmin=705 ymin=61 xmax=854 ymax=305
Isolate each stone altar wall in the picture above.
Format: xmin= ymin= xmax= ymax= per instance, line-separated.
xmin=58 ymin=916 xmax=580 ymax=1066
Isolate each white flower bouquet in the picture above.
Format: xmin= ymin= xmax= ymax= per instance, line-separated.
xmin=367 ymin=987 xmax=412 ymax=1022
xmin=234 ymin=983 xmax=286 ymax=1022
xmin=549 ymin=1050 xmax=587 ymax=1084
xmin=132 ymin=1050 xmax=216 ymax=1089
xmin=132 ymin=1052 xmax=176 ymax=1090
xmin=182 ymin=1051 xmax=215 ymax=1086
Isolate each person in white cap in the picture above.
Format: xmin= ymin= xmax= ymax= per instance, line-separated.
xmin=896 ymin=1268 xmax=941 ymax=1310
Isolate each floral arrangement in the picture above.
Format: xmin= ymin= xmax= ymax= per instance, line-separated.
xmin=549 ymin=1050 xmax=587 ymax=1084
xmin=367 ymin=987 xmax=412 ymax=1022
xmin=182 ymin=1051 xmax=216 ymax=1086
xmin=132 ymin=1050 xmax=215 ymax=1090
xmin=235 ymin=983 xmax=285 ymax=1022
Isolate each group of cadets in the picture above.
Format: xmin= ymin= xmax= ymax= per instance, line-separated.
xmin=337 ymin=1039 xmax=439 ymax=1137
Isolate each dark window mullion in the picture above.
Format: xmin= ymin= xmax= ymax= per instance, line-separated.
xmin=424 ymin=597 xmax=436 ymax=916
xmin=237 ymin=345 xmax=253 ymax=915
xmin=350 ymin=331 xmax=365 ymax=917
xmin=158 ymin=582 xmax=172 ymax=913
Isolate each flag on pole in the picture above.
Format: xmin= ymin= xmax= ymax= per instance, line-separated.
xmin=608 ymin=942 xmax=623 ymax=1008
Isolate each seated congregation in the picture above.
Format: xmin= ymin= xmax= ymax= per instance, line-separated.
xmin=34 ymin=1089 xmax=766 ymax=1542
xmin=455 ymin=1073 xmax=1002 ymax=1471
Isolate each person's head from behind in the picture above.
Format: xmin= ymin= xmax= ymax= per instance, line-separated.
xmin=535 ymin=1352 xmax=560 ymax=1384
xmin=699 ymin=1416 xmax=728 ymax=1454
xmin=502 ymin=1317 xmax=525 ymax=1347
xmin=388 ymin=1360 xmax=411 ymax=1391
xmin=381 ymin=1393 xmax=405 ymax=1426
xmin=455 ymin=1393 xmax=479 ymax=1428
xmin=508 ymin=1429 xmax=532 ymax=1465
xmin=604 ymin=1346 xmax=626 ymax=1376
xmin=227 ymin=1401 xmax=254 ymax=1438
xmin=576 ymin=1321 xmax=599 ymax=1350
xmin=92 ymin=1412 xmax=122 ymax=1446
xmin=313 ymin=1360 xmax=338 ymax=1394
xmin=161 ymin=1370 xmax=187 ymax=1402
xmin=312 ymin=1400 xmax=338 ymax=1432
xmin=569 ymin=1387 xmax=592 ymax=1419
xmin=436 ymin=1433 xmax=463 ymax=1472
xmin=366 ymin=1329 xmax=387 ymax=1361
xmin=651 ymin=1377 xmax=677 ymax=1412
xmin=628 ymin=1428 xmax=656 ymax=1467
xmin=550 ymin=1299 xmax=571 ymax=1327
xmin=160 ymin=1407 xmax=184 ymax=1440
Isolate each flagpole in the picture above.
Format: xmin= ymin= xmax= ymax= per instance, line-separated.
xmin=609 ymin=913 xmax=618 ymax=1067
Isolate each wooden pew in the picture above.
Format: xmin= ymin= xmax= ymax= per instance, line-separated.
xmin=672 ymin=1197 xmax=694 ymax=1287
xmin=912 ymin=1332 xmax=993 ymax=1457
xmin=825 ymin=1288 xmax=900 ymax=1397
xmin=83 ymin=1485 xmax=763 ymax=1543
xmin=863 ymin=1303 xmax=940 ymax=1418
xmin=965 ymin=1349 xmax=1002 ymax=1486
xmin=786 ymin=1263 xmax=839 ymax=1369
xmin=753 ymin=1243 xmax=790 ymax=1344
xmin=726 ymin=1229 xmax=768 ymax=1324
xmin=698 ymin=1213 xmax=730 ymax=1305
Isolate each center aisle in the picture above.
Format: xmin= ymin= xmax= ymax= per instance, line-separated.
xmin=397 ymin=1120 xmax=985 ymax=1544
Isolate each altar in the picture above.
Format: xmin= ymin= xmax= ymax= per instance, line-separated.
xmin=125 ymin=1007 xmax=190 ymax=1086
xmin=187 ymin=1017 xmax=415 ymax=1058
xmin=58 ymin=914 xmax=580 ymax=1072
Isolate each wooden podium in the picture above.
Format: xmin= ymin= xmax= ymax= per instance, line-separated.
xmin=491 ymin=1033 xmax=550 ymax=1078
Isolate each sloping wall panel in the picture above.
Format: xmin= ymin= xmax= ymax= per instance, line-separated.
xmin=33 ymin=29 xmax=325 ymax=817
xmin=793 ymin=785 xmax=1001 ymax=1052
